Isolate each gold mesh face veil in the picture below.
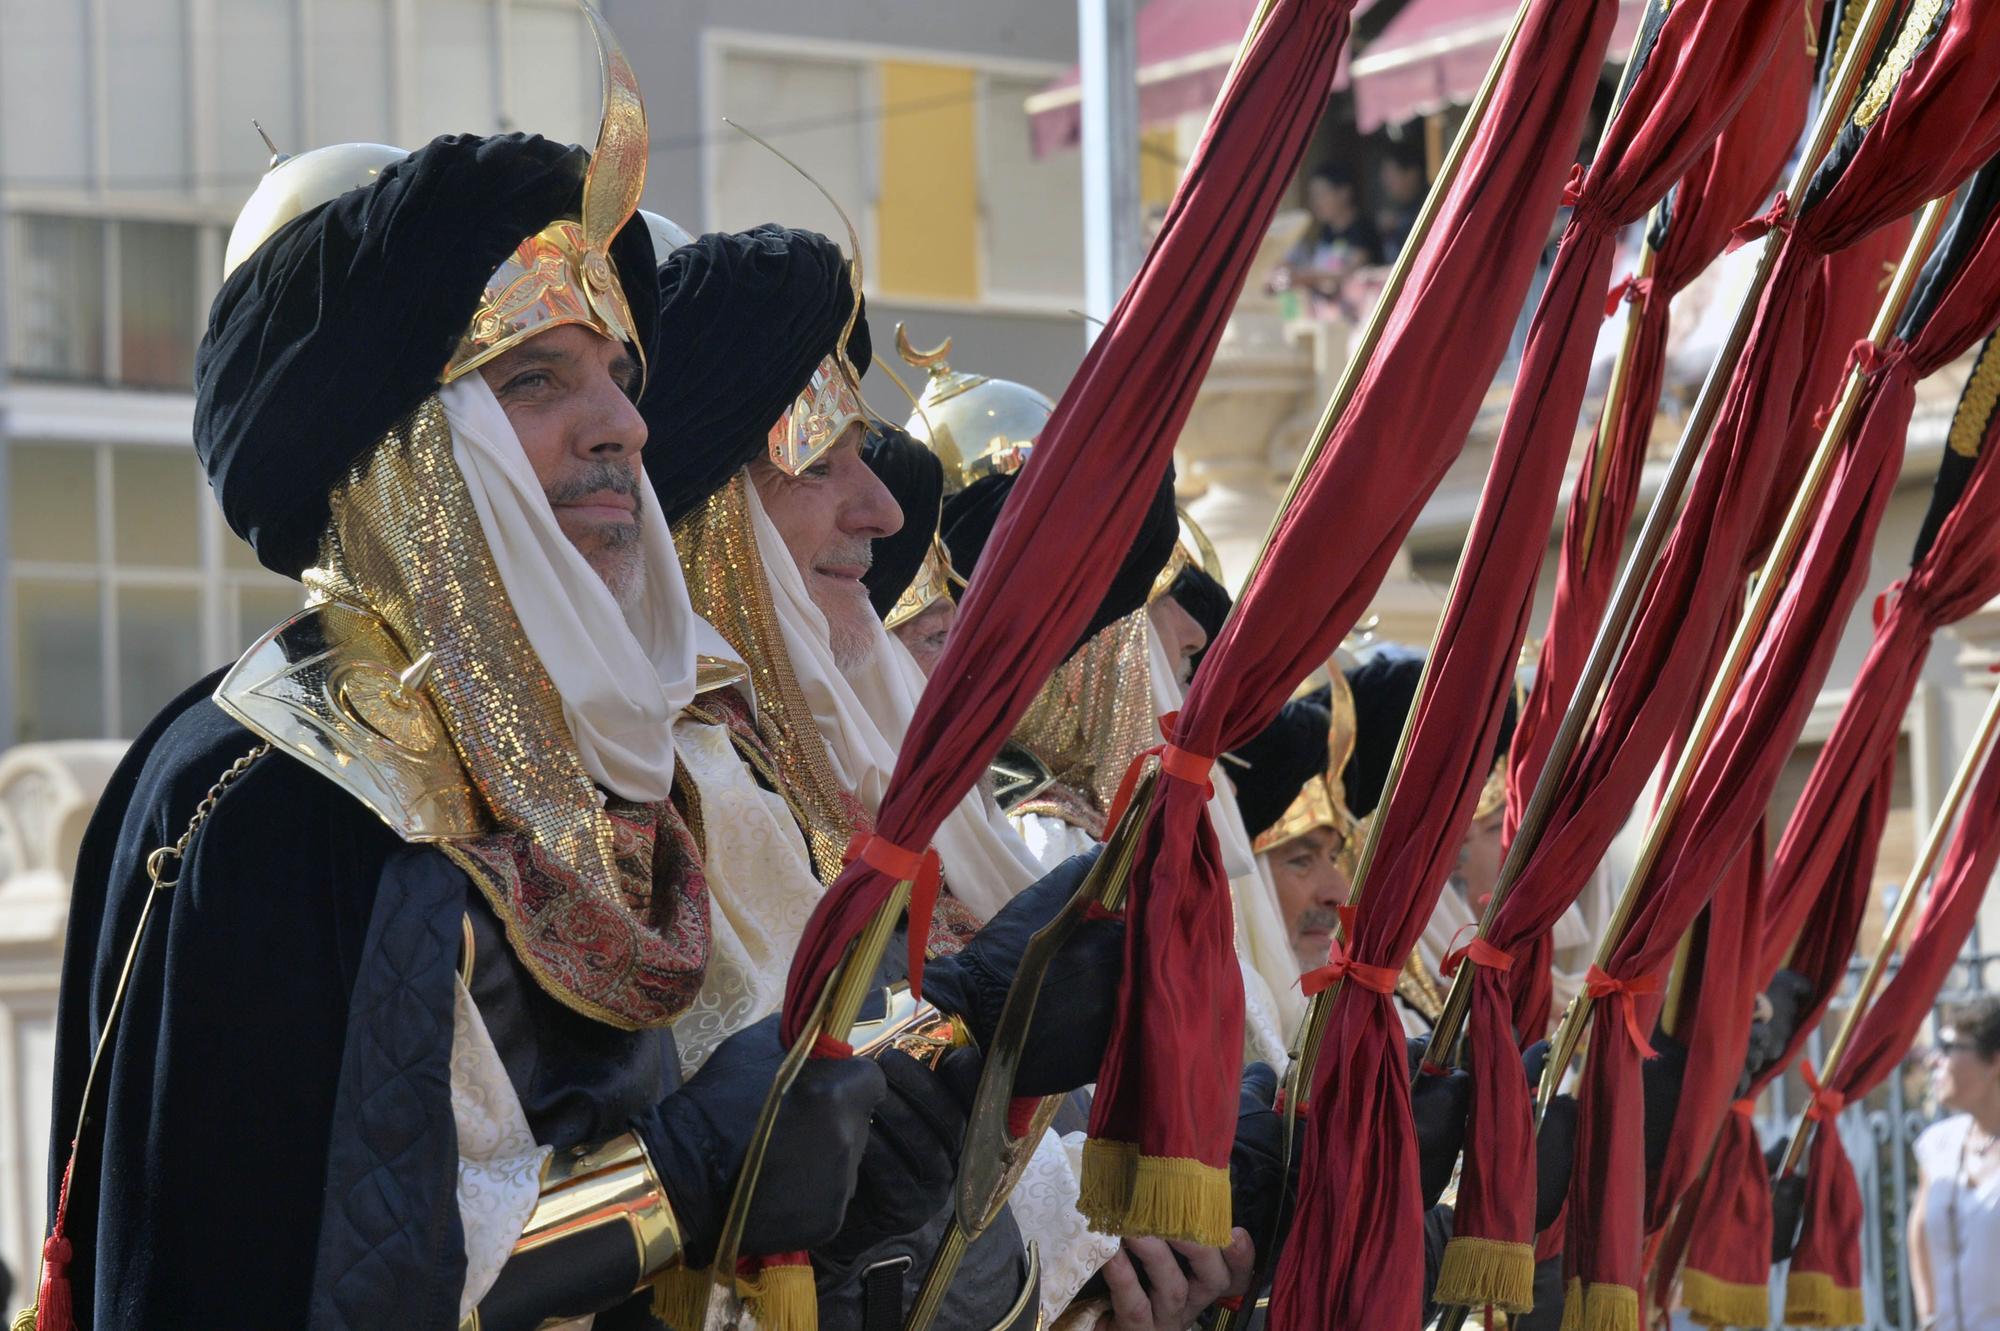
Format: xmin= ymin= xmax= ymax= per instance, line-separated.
xmin=1009 ymin=611 xmax=1159 ymax=835
xmin=306 ymin=398 xmax=708 ymax=1030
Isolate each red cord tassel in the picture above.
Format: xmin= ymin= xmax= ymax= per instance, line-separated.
xmin=35 ymin=1149 xmax=78 ymax=1331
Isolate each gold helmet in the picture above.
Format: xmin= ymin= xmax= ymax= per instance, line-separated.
xmin=222 ymin=1 xmax=648 ymax=389
xmin=883 ymin=533 xmax=965 ymax=631
xmin=1252 ymin=666 xmax=1361 ymax=857
xmin=895 ymin=323 xmax=1055 ymax=492
xmin=1149 ymin=508 xmax=1227 ymax=603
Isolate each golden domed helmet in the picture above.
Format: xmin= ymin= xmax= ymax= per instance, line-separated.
xmin=222 ymin=0 xmax=649 ymax=390
xmin=895 ymin=322 xmax=1056 ymax=492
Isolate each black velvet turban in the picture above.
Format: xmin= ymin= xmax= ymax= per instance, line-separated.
xmin=1230 ymin=695 xmax=1334 ymax=844
xmin=194 ymin=132 xmax=661 ymax=578
xmin=860 ymin=422 xmax=945 ymax=619
xmin=640 ymin=225 xmax=871 ymax=524
xmin=1341 ymin=647 xmax=1520 ymax=819
xmin=940 ymin=466 xmax=1179 ymax=661
xmin=1168 ymin=564 xmax=1232 ymax=675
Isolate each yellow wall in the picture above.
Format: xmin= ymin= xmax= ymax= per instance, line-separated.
xmin=876 ymin=61 xmax=981 ymax=301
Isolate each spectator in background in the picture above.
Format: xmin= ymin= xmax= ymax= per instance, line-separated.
xmin=1376 ymin=144 xmax=1428 ymax=259
xmin=1911 ymin=995 xmax=2000 ymax=1331
xmin=1270 ymin=161 xmax=1384 ymax=320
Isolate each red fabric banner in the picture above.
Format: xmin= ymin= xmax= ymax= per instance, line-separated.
xmin=1787 ymin=732 xmax=2000 ymax=1320
xmin=1078 ymin=0 xmax=1617 ymax=1261
xmin=1450 ymin=5 xmax=2000 ymax=1314
xmin=779 ymin=0 xmax=1353 ymax=1037
xmin=1678 ymin=182 xmax=2000 ymax=1321
xmin=1260 ymin=0 xmax=1802 ymax=1319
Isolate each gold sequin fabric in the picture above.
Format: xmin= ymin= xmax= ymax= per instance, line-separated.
xmin=673 ymin=474 xmax=866 ymax=884
xmin=1008 ymin=611 xmax=1158 ymax=830
xmin=306 ymin=396 xmax=707 ymax=1030
xmin=671 ymin=476 xmax=984 ymax=961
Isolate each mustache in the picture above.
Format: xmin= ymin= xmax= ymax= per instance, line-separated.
xmin=817 ymin=537 xmax=874 ymax=572
xmin=1296 ymin=906 xmax=1341 ymax=934
xmin=545 ymin=461 xmax=641 ymax=508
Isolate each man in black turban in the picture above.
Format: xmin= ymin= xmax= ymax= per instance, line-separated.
xmin=28 ymin=43 xmax=994 ymax=1326
xmin=860 ymin=423 xmax=962 ymax=675
xmin=638 ymin=228 xmax=1161 ymax=1331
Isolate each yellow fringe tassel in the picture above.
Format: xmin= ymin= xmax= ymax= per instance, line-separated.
xmin=741 ymin=1260 xmax=819 ymax=1331
xmin=1784 ymin=1271 xmax=1864 ymax=1328
xmin=1559 ymin=1278 xmax=1639 ymax=1331
xmin=650 ymin=1260 xmax=819 ymax=1331
xmin=651 ymin=1266 xmax=712 ymax=1331
xmin=1433 ymin=1235 xmax=1537 ymax=1313
xmin=1680 ymin=1268 xmax=1770 ymax=1328
xmin=11 ymin=1307 xmax=36 ymax=1331
xmin=1078 ymin=1139 xmax=1231 ymax=1245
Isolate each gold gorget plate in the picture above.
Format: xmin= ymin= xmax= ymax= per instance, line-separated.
xmin=215 ymin=600 xmax=484 ymax=842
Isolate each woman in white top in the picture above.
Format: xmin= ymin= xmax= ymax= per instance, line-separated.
xmin=1911 ymin=995 xmax=2000 ymax=1331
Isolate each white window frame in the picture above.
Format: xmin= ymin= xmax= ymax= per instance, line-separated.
xmin=699 ymin=28 xmax=1077 ymax=318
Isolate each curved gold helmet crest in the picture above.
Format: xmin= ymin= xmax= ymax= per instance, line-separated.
xmin=1252 ymin=665 xmax=1361 ymax=857
xmin=443 ymin=1 xmax=649 ymax=387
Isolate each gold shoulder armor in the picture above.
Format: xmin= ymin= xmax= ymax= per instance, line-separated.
xmin=989 ymin=740 xmax=1057 ymax=814
xmin=694 ymin=653 xmax=749 ymax=697
xmin=214 ymin=601 xmax=485 ymax=842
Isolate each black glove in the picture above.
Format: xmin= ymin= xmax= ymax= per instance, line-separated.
xmin=643 ymin=1015 xmax=886 ymax=1267
xmin=1413 ymin=1060 xmax=1472 ymax=1208
xmin=920 ymin=846 xmax=1123 ymax=1096
xmin=1641 ymin=1031 xmax=1689 ymax=1181
xmin=1536 ymin=1094 xmax=1579 ymax=1231
xmin=1230 ymin=1062 xmax=1287 ymax=1251
xmin=1766 ymin=1137 xmax=1808 ymax=1262
xmin=1742 ymin=970 xmax=1816 ymax=1091
xmin=819 ymin=1047 xmax=982 ymax=1264
xmin=1522 ymin=1039 xmax=1576 ymax=1230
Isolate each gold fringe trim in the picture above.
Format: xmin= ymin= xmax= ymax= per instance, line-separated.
xmin=651 ymin=1266 xmax=712 ymax=1331
xmin=741 ymin=1260 xmax=819 ymax=1331
xmin=651 ymin=1261 xmax=819 ymax=1331
xmin=1078 ymin=1138 xmax=1232 ymax=1245
xmin=1559 ymin=1278 xmax=1639 ymax=1331
xmin=1433 ymin=1235 xmax=1537 ymax=1312
xmin=1681 ymin=1268 xmax=1770 ymax=1328
xmin=1784 ymin=1270 xmax=1864 ymax=1327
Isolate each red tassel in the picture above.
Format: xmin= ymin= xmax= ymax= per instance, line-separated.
xmin=36 ymin=1149 xmax=78 ymax=1331
xmin=36 ymin=1233 xmax=74 ymax=1331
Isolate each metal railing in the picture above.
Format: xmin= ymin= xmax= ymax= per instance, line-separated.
xmin=1753 ymin=939 xmax=1997 ymax=1331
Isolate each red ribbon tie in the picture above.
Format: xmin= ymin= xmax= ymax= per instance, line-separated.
xmin=1801 ymin=1060 xmax=1846 ymax=1122
xmin=1301 ymin=934 xmax=1399 ymax=997
xmin=1584 ymin=965 xmax=1661 ymax=1057
xmin=844 ymin=831 xmax=944 ymax=994
xmin=1727 ymin=191 xmax=1791 ymax=253
xmin=1603 ymin=273 xmax=1654 ymax=318
xmin=1439 ymin=923 xmax=1514 ymax=977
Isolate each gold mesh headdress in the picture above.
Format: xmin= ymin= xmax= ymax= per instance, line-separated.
xmin=304 ymin=399 xmax=705 ymax=1029
xmin=1008 ymin=611 xmax=1158 ymax=838
xmin=672 ymin=473 xmax=863 ymax=882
